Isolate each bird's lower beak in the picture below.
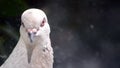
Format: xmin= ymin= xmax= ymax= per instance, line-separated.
xmin=28 ymin=32 xmax=35 ymax=43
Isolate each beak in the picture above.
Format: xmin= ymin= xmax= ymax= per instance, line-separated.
xmin=27 ymin=28 xmax=37 ymax=43
xmin=28 ymin=32 xmax=35 ymax=43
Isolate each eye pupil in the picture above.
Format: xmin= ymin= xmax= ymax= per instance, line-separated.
xmin=40 ymin=20 xmax=44 ymax=27
xmin=40 ymin=18 xmax=46 ymax=27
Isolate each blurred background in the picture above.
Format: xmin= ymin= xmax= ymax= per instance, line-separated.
xmin=0 ymin=0 xmax=120 ymax=68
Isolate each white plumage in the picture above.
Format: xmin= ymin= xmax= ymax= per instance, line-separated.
xmin=0 ymin=8 xmax=54 ymax=68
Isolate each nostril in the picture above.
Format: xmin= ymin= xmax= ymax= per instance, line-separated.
xmin=27 ymin=28 xmax=37 ymax=34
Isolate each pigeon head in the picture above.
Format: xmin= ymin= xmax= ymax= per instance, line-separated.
xmin=20 ymin=8 xmax=50 ymax=44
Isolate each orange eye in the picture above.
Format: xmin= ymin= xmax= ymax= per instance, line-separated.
xmin=40 ymin=18 xmax=46 ymax=27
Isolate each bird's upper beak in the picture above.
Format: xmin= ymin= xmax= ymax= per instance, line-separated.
xmin=27 ymin=28 xmax=37 ymax=43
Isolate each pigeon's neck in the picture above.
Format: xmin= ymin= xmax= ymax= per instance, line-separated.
xmin=30 ymin=38 xmax=53 ymax=68
xmin=20 ymin=35 xmax=51 ymax=63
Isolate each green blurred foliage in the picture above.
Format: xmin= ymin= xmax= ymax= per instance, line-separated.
xmin=0 ymin=0 xmax=28 ymax=17
xmin=0 ymin=0 xmax=28 ymax=61
xmin=0 ymin=21 xmax=19 ymax=60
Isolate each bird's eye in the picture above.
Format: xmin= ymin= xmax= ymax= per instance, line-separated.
xmin=21 ymin=22 xmax=25 ymax=27
xmin=40 ymin=18 xmax=46 ymax=27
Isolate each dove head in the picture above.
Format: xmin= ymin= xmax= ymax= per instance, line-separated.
xmin=20 ymin=8 xmax=50 ymax=44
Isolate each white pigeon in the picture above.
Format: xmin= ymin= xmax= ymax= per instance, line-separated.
xmin=0 ymin=8 xmax=54 ymax=68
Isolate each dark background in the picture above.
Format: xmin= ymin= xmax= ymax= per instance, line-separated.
xmin=0 ymin=0 xmax=120 ymax=68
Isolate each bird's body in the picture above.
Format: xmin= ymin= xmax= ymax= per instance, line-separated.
xmin=0 ymin=37 xmax=29 ymax=68
xmin=0 ymin=8 xmax=54 ymax=68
